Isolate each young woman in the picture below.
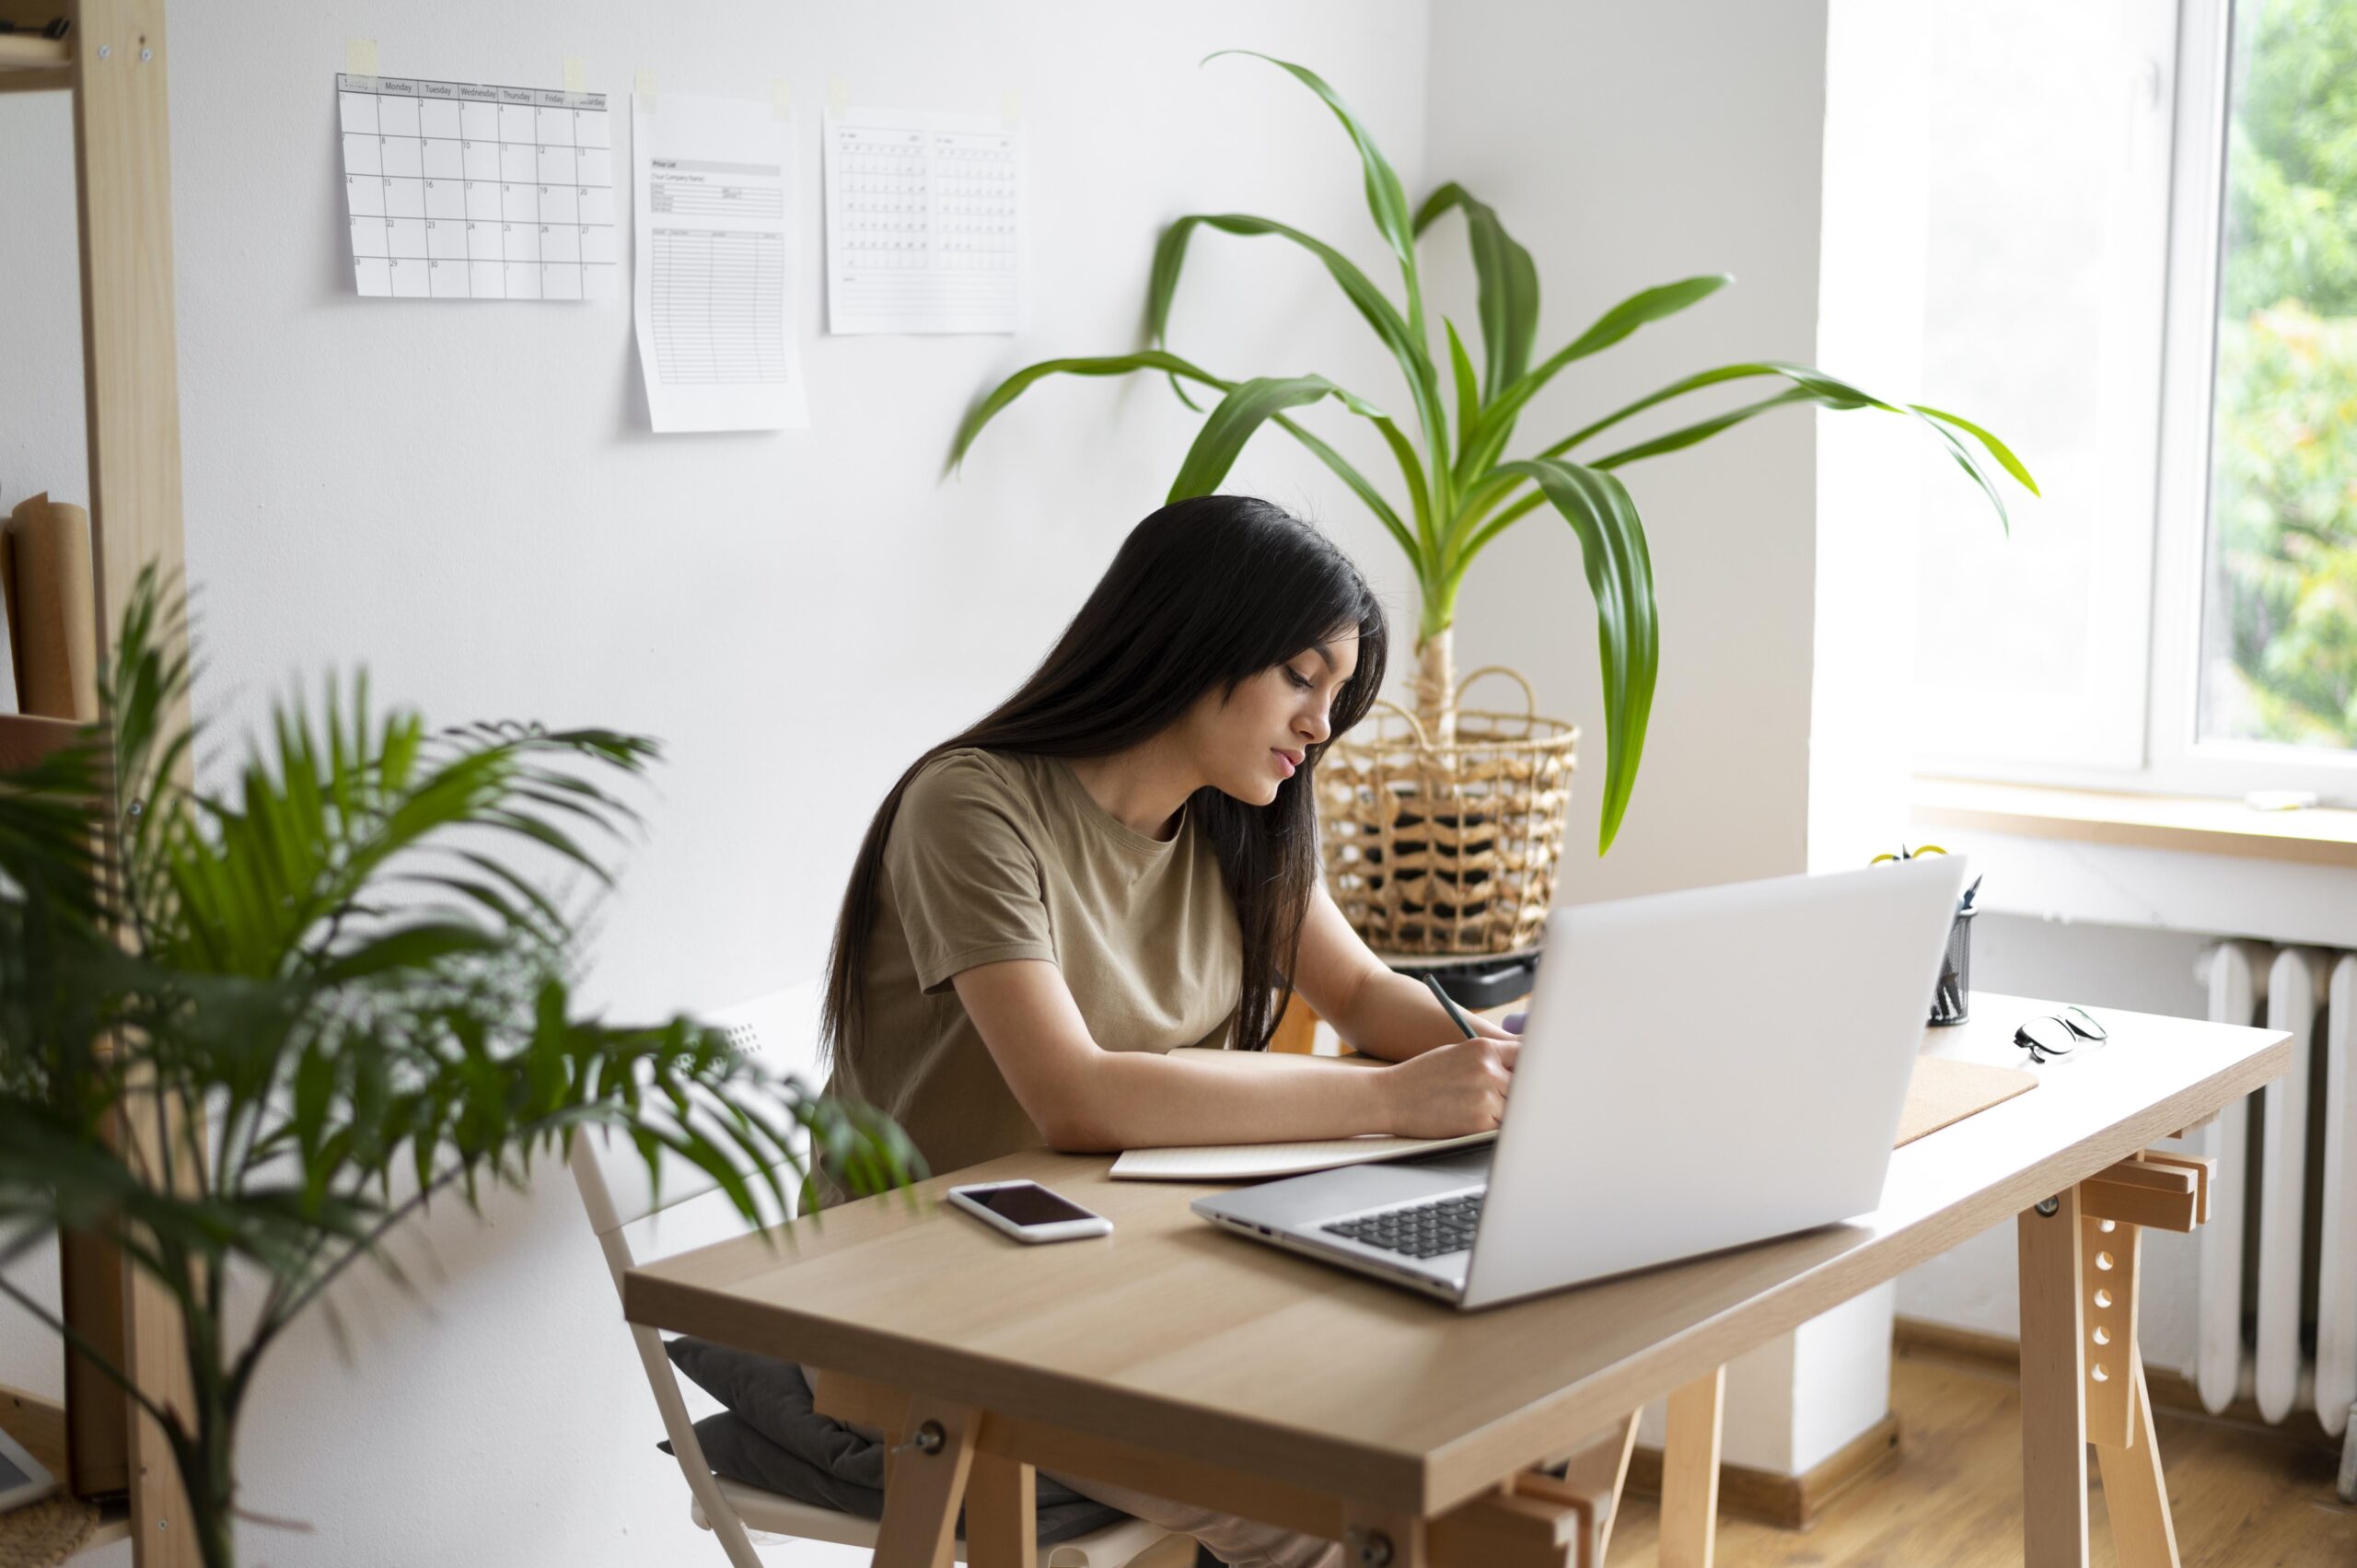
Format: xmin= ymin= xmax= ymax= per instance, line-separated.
xmin=812 ymin=494 xmax=1518 ymax=1568
xmin=819 ymin=493 xmax=1517 ymax=1173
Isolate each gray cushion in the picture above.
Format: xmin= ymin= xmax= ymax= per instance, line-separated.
xmin=658 ymin=1338 xmax=1131 ymax=1548
xmin=665 ymin=1337 xmax=882 ymax=1486
xmin=666 ymin=1411 xmax=880 ymax=1516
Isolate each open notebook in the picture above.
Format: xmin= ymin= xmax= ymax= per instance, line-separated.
xmin=1108 ymin=1048 xmax=2034 ymax=1182
xmin=1109 ymin=1047 xmax=1488 ymax=1181
xmin=1111 ymin=1129 xmax=1496 ymax=1182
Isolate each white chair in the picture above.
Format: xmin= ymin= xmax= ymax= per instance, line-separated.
xmin=569 ymin=983 xmax=1178 ymax=1567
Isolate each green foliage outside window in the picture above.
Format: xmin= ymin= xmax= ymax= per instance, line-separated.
xmin=2205 ymin=0 xmax=2357 ymax=747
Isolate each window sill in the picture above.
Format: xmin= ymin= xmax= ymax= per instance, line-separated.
xmin=1910 ymin=775 xmax=2357 ymax=873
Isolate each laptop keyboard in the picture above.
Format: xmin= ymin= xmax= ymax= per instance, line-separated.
xmin=1321 ymin=1191 xmax=1484 ymax=1260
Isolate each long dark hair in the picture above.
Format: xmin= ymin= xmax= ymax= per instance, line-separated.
xmin=819 ymin=495 xmax=1389 ymax=1101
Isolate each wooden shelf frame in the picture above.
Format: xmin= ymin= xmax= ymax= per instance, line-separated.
xmin=0 ymin=712 xmax=87 ymax=770
xmin=0 ymin=1386 xmax=131 ymax=1556
xmin=1 ymin=1 xmax=197 ymax=1565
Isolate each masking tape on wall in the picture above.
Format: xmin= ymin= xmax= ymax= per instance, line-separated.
xmin=1002 ymin=90 xmax=1020 ymax=129
xmin=826 ymin=76 xmax=848 ymax=116
xmin=563 ymin=56 xmax=587 ymax=94
xmin=772 ymin=78 xmax=792 ymax=121
xmin=634 ymin=68 xmax=657 ymax=111
xmin=344 ymin=38 xmax=378 ymax=78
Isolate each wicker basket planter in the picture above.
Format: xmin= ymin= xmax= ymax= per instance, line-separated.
xmin=1317 ymin=667 xmax=1579 ymax=957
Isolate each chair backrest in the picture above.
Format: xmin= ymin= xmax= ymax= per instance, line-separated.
xmin=573 ymin=980 xmax=827 ymax=1245
xmin=571 ymin=981 xmax=825 ymax=1568
xmin=575 ymin=981 xmax=1183 ymax=1568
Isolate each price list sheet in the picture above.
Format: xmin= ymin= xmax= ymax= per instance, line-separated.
xmin=338 ymin=73 xmax=617 ymax=300
xmin=632 ymin=92 xmax=809 ymax=432
xmin=823 ymin=107 xmax=1025 ymax=334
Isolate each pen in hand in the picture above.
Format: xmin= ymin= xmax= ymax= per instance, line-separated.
xmin=1422 ymin=972 xmax=1480 ymax=1040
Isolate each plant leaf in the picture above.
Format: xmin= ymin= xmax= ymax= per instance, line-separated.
xmin=1904 ymin=407 xmax=2015 ymax=536
xmin=948 ymin=350 xmax=1229 ymax=475
xmin=1493 ymin=459 xmax=1658 ymax=856
xmin=1203 ymin=52 xmax=1421 ymax=320
xmin=1443 ymin=317 xmax=1480 ymax=469
xmin=1910 ymin=403 xmax=2041 ymax=496
xmin=1591 ymin=388 xmax=1821 ymax=469
xmin=1273 ymin=413 xmax=1422 ymax=563
xmin=314 ymin=922 xmax=501 ymax=982
xmin=1167 ymin=376 xmax=1383 ymax=503
xmin=1144 ymin=212 xmax=1446 ymax=483
xmin=1539 ymin=360 xmax=1878 ymax=461
xmin=1466 ymin=359 xmax=2032 ymax=565
xmin=1464 ymin=274 xmax=1734 ymax=478
xmin=1414 ymin=182 xmax=1540 ymax=398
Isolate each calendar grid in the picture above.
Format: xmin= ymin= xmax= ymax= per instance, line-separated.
xmin=825 ymin=110 xmax=1024 ymax=334
xmin=337 ymin=73 xmax=618 ymax=301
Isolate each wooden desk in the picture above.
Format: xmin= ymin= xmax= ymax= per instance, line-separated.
xmin=623 ymin=993 xmax=2288 ymax=1568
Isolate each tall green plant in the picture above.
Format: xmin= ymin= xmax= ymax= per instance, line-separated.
xmin=0 ymin=569 xmax=920 ymax=1568
xmin=951 ymin=51 xmax=2038 ymax=853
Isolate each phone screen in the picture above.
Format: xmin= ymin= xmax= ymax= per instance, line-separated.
xmin=962 ymin=1182 xmax=1097 ymax=1227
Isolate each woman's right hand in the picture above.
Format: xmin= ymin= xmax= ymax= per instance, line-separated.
xmin=1381 ymin=1036 xmax=1517 ymax=1138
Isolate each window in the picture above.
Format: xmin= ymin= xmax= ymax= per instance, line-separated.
xmin=1909 ymin=0 xmax=2178 ymax=772
xmin=2193 ymin=0 xmax=2357 ymax=760
xmin=1909 ymin=0 xmax=2357 ymax=802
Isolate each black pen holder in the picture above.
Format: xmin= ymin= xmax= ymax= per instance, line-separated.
xmin=1930 ymin=905 xmax=1975 ymax=1026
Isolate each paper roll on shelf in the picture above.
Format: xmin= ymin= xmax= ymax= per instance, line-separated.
xmin=4 ymin=493 xmax=99 ymax=720
xmin=0 ymin=547 xmax=15 ymax=716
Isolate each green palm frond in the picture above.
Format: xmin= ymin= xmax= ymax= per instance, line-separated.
xmin=0 ymin=566 xmax=921 ymax=1568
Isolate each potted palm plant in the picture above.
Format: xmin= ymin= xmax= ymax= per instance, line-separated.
xmin=951 ymin=51 xmax=2036 ymax=954
xmin=0 ymin=569 xmax=920 ymax=1568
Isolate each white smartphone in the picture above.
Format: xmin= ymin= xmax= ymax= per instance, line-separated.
xmin=946 ymin=1179 xmax=1113 ymax=1244
xmin=0 ymin=1422 xmax=59 ymax=1515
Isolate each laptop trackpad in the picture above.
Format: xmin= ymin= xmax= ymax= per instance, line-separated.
xmin=1210 ymin=1147 xmax=1494 ymax=1230
xmin=1396 ymin=1148 xmax=1496 ymax=1182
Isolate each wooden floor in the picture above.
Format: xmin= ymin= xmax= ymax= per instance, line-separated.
xmin=1605 ymin=1346 xmax=2357 ymax=1566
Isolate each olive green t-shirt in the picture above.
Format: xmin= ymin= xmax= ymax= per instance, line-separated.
xmin=825 ymin=748 xmax=1246 ymax=1179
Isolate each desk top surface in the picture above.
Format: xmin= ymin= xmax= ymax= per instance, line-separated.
xmin=623 ymin=993 xmax=2287 ymax=1514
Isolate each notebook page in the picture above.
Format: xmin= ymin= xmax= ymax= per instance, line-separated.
xmin=1109 ymin=1130 xmax=1496 ymax=1182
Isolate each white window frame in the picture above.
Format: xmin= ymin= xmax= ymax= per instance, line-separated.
xmin=1922 ymin=0 xmax=2357 ymax=807
xmin=2148 ymin=0 xmax=2357 ymax=803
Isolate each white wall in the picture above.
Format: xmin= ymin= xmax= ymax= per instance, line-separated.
xmin=0 ymin=5 xmax=1429 ymax=1563
xmin=1812 ymin=0 xmax=1930 ymax=875
xmin=5 ymin=0 xmax=1434 ymax=1016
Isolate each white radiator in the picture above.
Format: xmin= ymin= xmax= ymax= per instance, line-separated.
xmin=2195 ymin=941 xmax=2357 ymax=1435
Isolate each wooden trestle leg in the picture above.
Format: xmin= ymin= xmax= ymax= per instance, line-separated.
xmin=2021 ymin=1151 xmax=2212 ymax=1568
xmin=874 ymin=1397 xmax=978 ymax=1568
xmin=1431 ymin=1411 xmax=1642 ymax=1568
xmin=1660 ymin=1367 xmax=1727 ymax=1568
xmin=822 ymin=1366 xmax=1657 ymax=1568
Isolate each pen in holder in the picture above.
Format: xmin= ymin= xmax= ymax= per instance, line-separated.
xmin=1872 ymin=846 xmax=1976 ymax=1026
xmin=1932 ymin=903 xmax=1975 ymax=1026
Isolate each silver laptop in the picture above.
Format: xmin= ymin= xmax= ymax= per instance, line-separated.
xmin=1191 ymin=856 xmax=1968 ymax=1310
